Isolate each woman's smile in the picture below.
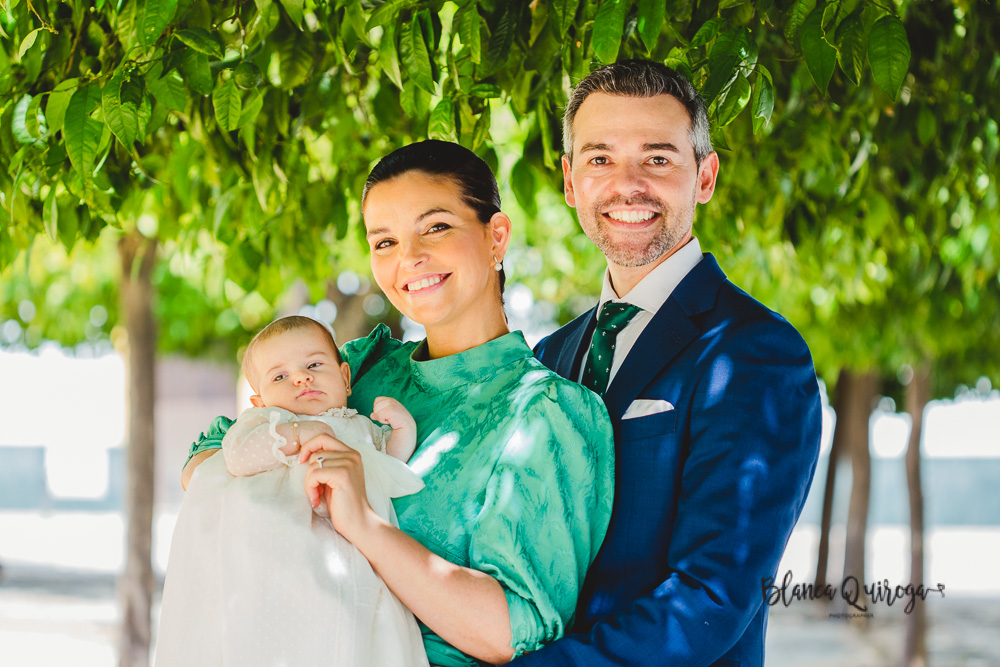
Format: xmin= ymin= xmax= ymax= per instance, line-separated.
xmin=403 ymin=273 xmax=451 ymax=293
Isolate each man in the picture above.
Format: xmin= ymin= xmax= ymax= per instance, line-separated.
xmin=513 ymin=60 xmax=822 ymax=665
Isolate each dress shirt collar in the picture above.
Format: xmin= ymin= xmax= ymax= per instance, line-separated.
xmin=598 ymin=237 xmax=703 ymax=313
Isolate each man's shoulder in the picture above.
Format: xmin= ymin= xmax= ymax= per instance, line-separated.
xmin=532 ymin=308 xmax=594 ymax=365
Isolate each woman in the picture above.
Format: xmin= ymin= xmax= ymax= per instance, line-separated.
xmin=182 ymin=140 xmax=614 ymax=666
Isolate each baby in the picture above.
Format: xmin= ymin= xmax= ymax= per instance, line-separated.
xmin=156 ymin=316 xmax=429 ymax=667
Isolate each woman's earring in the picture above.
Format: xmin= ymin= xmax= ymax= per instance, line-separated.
xmin=493 ymin=255 xmax=503 ymax=271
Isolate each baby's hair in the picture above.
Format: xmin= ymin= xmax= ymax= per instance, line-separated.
xmin=242 ymin=316 xmax=343 ymax=391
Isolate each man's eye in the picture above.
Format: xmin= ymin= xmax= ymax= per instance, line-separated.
xmin=590 ymin=156 xmax=609 ymax=165
xmin=649 ymin=156 xmax=670 ymax=165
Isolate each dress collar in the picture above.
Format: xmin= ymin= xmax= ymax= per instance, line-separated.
xmin=407 ymin=330 xmax=532 ymax=391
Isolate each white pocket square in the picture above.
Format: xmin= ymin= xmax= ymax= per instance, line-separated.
xmin=622 ymin=399 xmax=675 ymax=420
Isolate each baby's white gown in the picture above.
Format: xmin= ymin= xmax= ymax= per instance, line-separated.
xmin=156 ymin=407 xmax=429 ymax=667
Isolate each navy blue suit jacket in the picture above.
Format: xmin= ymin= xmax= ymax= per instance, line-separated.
xmin=512 ymin=254 xmax=822 ymax=666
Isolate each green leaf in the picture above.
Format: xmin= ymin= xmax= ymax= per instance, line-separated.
xmin=103 ymin=67 xmax=140 ymax=148
xmin=213 ymin=78 xmax=243 ymax=132
xmin=428 ymin=97 xmax=455 ymax=141
xmin=800 ymin=5 xmax=836 ymax=95
xmin=275 ymin=34 xmax=313 ymax=89
xmin=182 ymin=49 xmax=213 ymax=95
xmin=44 ymin=79 xmax=80 ymax=133
xmin=18 ymin=28 xmax=42 ymax=60
xmin=174 ymin=28 xmax=224 ymax=59
xmin=702 ymin=31 xmax=743 ymax=105
xmin=378 ymin=21 xmax=404 ymax=89
xmin=237 ymin=89 xmax=264 ymax=128
xmin=550 ymin=0 xmax=580 ymax=38
xmin=44 ymin=187 xmax=58 ymax=243
xmin=138 ymin=0 xmax=179 ymax=47
xmin=511 ymin=158 xmax=538 ymax=218
xmin=716 ymin=74 xmax=751 ymax=127
xmin=279 ymin=0 xmax=305 ymax=30
xmin=835 ymin=10 xmax=866 ymax=85
xmin=146 ymin=68 xmax=187 ymax=111
xmin=636 ymin=0 xmax=665 ymax=52
xmin=63 ymin=85 xmax=104 ymax=186
xmin=917 ymin=106 xmax=936 ymax=145
xmin=457 ymin=4 xmax=482 ymax=65
xmin=469 ymin=83 xmax=502 ymax=98
xmin=12 ymin=95 xmax=42 ymax=144
xmin=593 ymin=0 xmax=627 ymax=64
xmin=783 ymin=0 xmax=815 ymax=51
xmin=25 ymin=93 xmax=47 ymax=140
xmin=751 ymin=65 xmax=774 ymax=133
xmin=483 ymin=3 xmax=517 ymax=75
xmin=690 ymin=17 xmax=724 ymax=49
xmin=868 ymin=15 xmax=910 ymax=100
xmin=400 ymin=15 xmax=435 ymax=94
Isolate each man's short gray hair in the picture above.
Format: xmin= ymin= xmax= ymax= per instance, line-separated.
xmin=563 ymin=59 xmax=713 ymax=167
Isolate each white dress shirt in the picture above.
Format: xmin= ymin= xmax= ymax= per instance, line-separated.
xmin=578 ymin=238 xmax=703 ymax=385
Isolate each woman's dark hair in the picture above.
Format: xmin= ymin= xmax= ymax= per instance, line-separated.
xmin=362 ymin=139 xmax=506 ymax=295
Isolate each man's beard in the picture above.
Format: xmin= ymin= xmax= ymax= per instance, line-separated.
xmin=581 ymin=192 xmax=696 ymax=268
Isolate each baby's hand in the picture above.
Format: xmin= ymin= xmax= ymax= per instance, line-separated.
xmin=372 ymin=397 xmax=418 ymax=461
xmin=371 ymin=396 xmax=416 ymax=433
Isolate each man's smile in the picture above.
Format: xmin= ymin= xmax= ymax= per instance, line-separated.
xmin=605 ymin=209 xmax=658 ymax=224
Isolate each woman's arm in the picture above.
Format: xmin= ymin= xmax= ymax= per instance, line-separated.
xmin=181 ymin=449 xmax=218 ymax=490
xmin=299 ymin=434 xmax=514 ymax=664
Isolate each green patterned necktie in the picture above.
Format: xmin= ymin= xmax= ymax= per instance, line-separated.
xmin=581 ymin=302 xmax=643 ymax=397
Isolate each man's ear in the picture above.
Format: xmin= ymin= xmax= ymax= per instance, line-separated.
xmin=340 ymin=362 xmax=352 ymax=396
xmin=561 ymin=154 xmax=576 ymax=208
xmin=696 ymin=151 xmax=720 ymax=204
xmin=250 ymin=395 xmax=265 ymax=408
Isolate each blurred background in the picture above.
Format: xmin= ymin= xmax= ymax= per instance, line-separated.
xmin=2 ymin=0 xmax=997 ymax=666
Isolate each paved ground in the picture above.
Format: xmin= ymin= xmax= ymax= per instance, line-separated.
xmin=1 ymin=560 xmax=998 ymax=666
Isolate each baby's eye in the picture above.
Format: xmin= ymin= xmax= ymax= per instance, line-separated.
xmin=308 ymin=362 xmax=322 ymax=369
xmin=272 ymin=373 xmax=287 ymax=382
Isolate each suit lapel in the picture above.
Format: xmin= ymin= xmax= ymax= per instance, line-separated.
xmin=603 ymin=254 xmax=727 ymax=422
xmin=556 ymin=307 xmax=597 ymax=380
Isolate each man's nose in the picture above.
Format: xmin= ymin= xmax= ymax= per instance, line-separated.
xmin=613 ymin=162 xmax=649 ymax=197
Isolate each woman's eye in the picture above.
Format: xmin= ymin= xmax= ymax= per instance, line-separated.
xmin=427 ymin=222 xmax=450 ymax=233
xmin=373 ymin=238 xmax=395 ymax=250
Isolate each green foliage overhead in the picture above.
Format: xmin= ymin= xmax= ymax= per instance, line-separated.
xmin=1 ymin=0 xmax=911 ymax=282
xmin=3 ymin=0 xmax=995 ymax=398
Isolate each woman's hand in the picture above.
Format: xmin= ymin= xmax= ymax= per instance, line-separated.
xmin=299 ymin=433 xmax=375 ymax=540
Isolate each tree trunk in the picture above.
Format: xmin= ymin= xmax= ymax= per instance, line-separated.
xmin=841 ymin=369 xmax=880 ymax=620
xmin=117 ymin=234 xmax=158 ymax=667
xmin=903 ymin=364 xmax=931 ymax=667
xmin=815 ymin=369 xmax=848 ymax=591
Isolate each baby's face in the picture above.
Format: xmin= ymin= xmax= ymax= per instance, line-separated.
xmin=250 ymin=327 xmax=350 ymax=415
